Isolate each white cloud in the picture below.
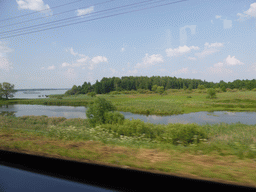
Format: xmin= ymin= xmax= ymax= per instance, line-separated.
xmin=166 ymin=45 xmax=199 ymax=57
xmin=244 ymin=3 xmax=256 ymax=17
xmin=86 ymin=56 xmax=108 ymax=70
xmin=62 ymin=62 xmax=71 ymax=67
xmin=67 ymin=47 xmax=78 ymax=56
xmin=225 ymin=55 xmax=244 ymax=66
xmin=0 ymin=57 xmax=13 ymax=71
xmin=195 ymin=42 xmax=224 ymax=58
xmin=237 ymin=3 xmax=256 ymax=21
xmin=0 ymin=43 xmax=13 ymax=57
xmin=195 ymin=49 xmax=219 ymax=58
xmin=215 ymin=15 xmax=222 ymax=19
xmin=121 ymin=47 xmax=125 ymax=52
xmin=172 ymin=67 xmax=189 ymax=75
xmin=207 ymin=55 xmax=244 ymax=75
xmin=47 ymin=65 xmax=55 ymax=70
xmin=77 ymin=56 xmax=89 ymax=63
xmin=135 ymin=54 xmax=163 ymax=69
xmin=76 ymin=6 xmax=94 ymax=16
xmin=0 ymin=41 xmax=14 ymax=72
xmin=16 ymin=0 xmax=52 ymax=16
xmin=214 ymin=62 xmax=224 ymax=68
xmin=91 ymin=56 xmax=108 ymax=64
xmin=188 ymin=56 xmax=196 ymax=61
xmin=204 ymin=42 xmax=224 ymax=48
xmin=208 ymin=62 xmax=233 ymax=74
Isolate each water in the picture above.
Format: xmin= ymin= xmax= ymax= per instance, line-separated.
xmin=13 ymin=89 xmax=69 ymax=99
xmin=1 ymin=104 xmax=256 ymax=125
xmin=0 ymin=165 xmax=114 ymax=192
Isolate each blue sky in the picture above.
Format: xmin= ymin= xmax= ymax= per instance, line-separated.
xmin=0 ymin=0 xmax=256 ymax=89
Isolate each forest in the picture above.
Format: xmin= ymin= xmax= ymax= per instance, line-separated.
xmin=65 ymin=76 xmax=256 ymax=95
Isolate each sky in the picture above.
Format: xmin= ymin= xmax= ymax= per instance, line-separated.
xmin=0 ymin=0 xmax=256 ymax=89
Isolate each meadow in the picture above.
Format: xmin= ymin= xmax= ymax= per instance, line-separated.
xmin=1 ymin=114 xmax=256 ymax=187
xmin=2 ymin=88 xmax=256 ymax=115
xmin=1 ymin=88 xmax=256 ymax=187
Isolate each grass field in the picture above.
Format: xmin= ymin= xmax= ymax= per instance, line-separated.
xmin=0 ymin=115 xmax=256 ymax=187
xmin=2 ymin=89 xmax=256 ymax=115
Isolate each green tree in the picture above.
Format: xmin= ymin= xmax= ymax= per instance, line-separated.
xmin=86 ymin=97 xmax=117 ymax=126
xmin=89 ymin=92 xmax=96 ymax=97
xmin=207 ymin=88 xmax=216 ymax=99
xmin=198 ymin=84 xmax=205 ymax=90
xmin=221 ymin=86 xmax=226 ymax=92
xmin=183 ymin=83 xmax=187 ymax=90
xmin=0 ymin=82 xmax=17 ymax=99
xmin=156 ymin=86 xmax=164 ymax=95
xmin=188 ymin=84 xmax=193 ymax=91
xmin=152 ymin=84 xmax=158 ymax=92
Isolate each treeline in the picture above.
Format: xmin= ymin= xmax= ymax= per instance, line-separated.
xmin=65 ymin=76 xmax=256 ymax=95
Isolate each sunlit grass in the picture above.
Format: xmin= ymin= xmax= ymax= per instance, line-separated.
xmin=1 ymin=90 xmax=256 ymax=115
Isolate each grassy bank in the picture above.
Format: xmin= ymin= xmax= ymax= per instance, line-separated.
xmin=1 ymin=115 xmax=256 ymax=187
xmin=1 ymin=89 xmax=256 ymax=115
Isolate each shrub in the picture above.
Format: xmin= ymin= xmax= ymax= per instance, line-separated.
xmin=137 ymin=89 xmax=148 ymax=94
xmin=215 ymin=88 xmax=222 ymax=93
xmin=56 ymin=95 xmax=63 ymax=99
xmin=104 ymin=111 xmax=125 ymax=125
xmin=156 ymin=86 xmax=165 ymax=95
xmin=86 ymin=97 xmax=116 ymax=126
xmin=207 ymin=88 xmax=216 ymax=99
xmin=88 ymin=92 xmax=96 ymax=97
xmin=252 ymin=88 xmax=256 ymax=91
xmin=221 ymin=86 xmax=226 ymax=92
xmin=166 ymin=124 xmax=208 ymax=146
xmin=198 ymin=84 xmax=205 ymax=90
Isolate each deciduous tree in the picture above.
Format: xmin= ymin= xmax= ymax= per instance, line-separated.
xmin=0 ymin=82 xmax=17 ymax=99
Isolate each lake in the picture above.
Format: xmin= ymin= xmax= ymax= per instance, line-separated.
xmin=13 ymin=89 xmax=69 ymax=99
xmin=1 ymin=104 xmax=256 ymax=125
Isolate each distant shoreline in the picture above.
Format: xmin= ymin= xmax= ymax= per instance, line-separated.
xmin=15 ymin=88 xmax=70 ymax=91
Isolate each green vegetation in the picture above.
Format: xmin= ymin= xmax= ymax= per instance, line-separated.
xmin=86 ymin=97 xmax=124 ymax=126
xmin=207 ymin=88 xmax=217 ymax=99
xmin=2 ymin=89 xmax=256 ymax=115
xmin=1 ymin=115 xmax=256 ymax=159
xmin=63 ymin=76 xmax=256 ymax=95
xmin=1 ymin=115 xmax=256 ymax=187
xmin=0 ymin=82 xmax=17 ymax=99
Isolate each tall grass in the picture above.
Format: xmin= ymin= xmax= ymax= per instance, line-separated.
xmin=1 ymin=115 xmax=256 ymax=159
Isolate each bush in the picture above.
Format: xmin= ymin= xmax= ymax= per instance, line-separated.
xmin=104 ymin=111 xmax=125 ymax=125
xmin=166 ymin=124 xmax=208 ymax=146
xmin=86 ymin=97 xmax=116 ymax=126
xmin=88 ymin=92 xmax=96 ymax=97
xmin=156 ymin=86 xmax=165 ymax=95
xmin=137 ymin=89 xmax=148 ymax=94
xmin=198 ymin=84 xmax=205 ymax=90
xmin=56 ymin=95 xmax=63 ymax=99
xmin=221 ymin=86 xmax=226 ymax=92
xmin=207 ymin=88 xmax=216 ymax=99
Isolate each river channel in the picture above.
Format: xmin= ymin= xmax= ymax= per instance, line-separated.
xmin=0 ymin=104 xmax=256 ymax=125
